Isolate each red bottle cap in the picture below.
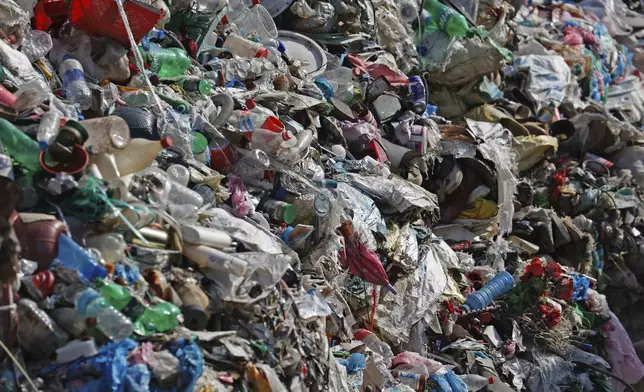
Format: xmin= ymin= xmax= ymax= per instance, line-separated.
xmin=488 ymin=377 xmax=495 ymax=384
xmin=353 ymin=329 xmax=372 ymax=341
xmin=255 ymin=47 xmax=269 ymax=58
xmin=245 ymin=99 xmax=256 ymax=109
xmin=160 ymin=137 xmax=173 ymax=149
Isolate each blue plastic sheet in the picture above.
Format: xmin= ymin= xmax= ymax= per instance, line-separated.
xmin=125 ymin=364 xmax=151 ymax=392
xmin=151 ymin=338 xmax=204 ymax=392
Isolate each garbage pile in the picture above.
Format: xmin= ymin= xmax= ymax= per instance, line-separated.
xmin=2 ymin=0 xmax=644 ymax=391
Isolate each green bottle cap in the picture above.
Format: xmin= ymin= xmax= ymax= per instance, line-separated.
xmin=281 ymin=203 xmax=296 ymax=224
xmin=192 ymin=132 xmax=208 ymax=155
xmin=198 ymin=80 xmax=213 ymax=96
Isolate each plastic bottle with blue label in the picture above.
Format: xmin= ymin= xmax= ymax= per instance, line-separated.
xmin=75 ymin=288 xmax=134 ymax=341
xmin=59 ymin=55 xmax=92 ymax=110
xmin=463 ymin=271 xmax=514 ymax=311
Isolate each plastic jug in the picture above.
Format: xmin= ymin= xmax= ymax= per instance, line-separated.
xmin=463 ymin=271 xmax=514 ymax=311
xmin=81 ymin=116 xmax=131 ymax=154
xmin=112 ymin=137 xmax=172 ymax=177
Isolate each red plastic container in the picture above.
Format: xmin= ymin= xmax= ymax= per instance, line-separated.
xmin=69 ymin=0 xmax=161 ymax=47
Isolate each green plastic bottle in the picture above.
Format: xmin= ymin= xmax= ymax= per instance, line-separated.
xmin=423 ymin=0 xmax=469 ymax=37
xmin=95 ymin=278 xmax=181 ymax=334
xmin=149 ymin=47 xmax=192 ymax=79
xmin=0 ymin=118 xmax=42 ymax=172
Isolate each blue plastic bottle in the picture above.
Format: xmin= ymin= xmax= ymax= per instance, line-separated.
xmin=463 ymin=271 xmax=514 ymax=311
xmin=56 ymin=234 xmax=108 ymax=280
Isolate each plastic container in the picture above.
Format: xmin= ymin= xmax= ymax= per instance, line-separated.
xmin=112 ymin=137 xmax=172 ymax=177
xmin=37 ymin=111 xmax=62 ymax=149
xmin=59 ymin=56 xmax=92 ymax=110
xmin=17 ymin=299 xmax=69 ymax=359
xmin=56 ymin=234 xmax=108 ymax=281
xmin=75 ymin=288 xmax=134 ymax=340
xmin=423 ymin=0 xmax=469 ymax=37
xmin=458 ymin=374 xmax=493 ymax=391
xmin=232 ymin=5 xmax=277 ymax=40
xmin=56 ymin=339 xmax=98 ymax=363
xmin=463 ymin=271 xmax=514 ymax=311
xmin=12 ymin=79 xmax=50 ymax=112
xmin=226 ymin=0 xmax=254 ymax=21
xmin=80 ymin=116 xmax=130 ymax=154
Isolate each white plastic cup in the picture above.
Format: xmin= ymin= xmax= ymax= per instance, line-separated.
xmin=233 ymin=5 xmax=278 ymax=41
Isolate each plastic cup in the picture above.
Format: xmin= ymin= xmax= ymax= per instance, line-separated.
xmin=233 ymin=5 xmax=278 ymax=41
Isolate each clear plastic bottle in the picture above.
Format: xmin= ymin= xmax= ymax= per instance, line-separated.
xmin=75 ymin=288 xmax=134 ymax=341
xmin=112 ymin=137 xmax=173 ymax=177
xmin=80 ymin=116 xmax=130 ymax=154
xmin=17 ymin=299 xmax=69 ymax=359
xmin=21 ymin=29 xmax=53 ymax=62
xmin=85 ymin=233 xmax=127 ymax=264
xmin=59 ymin=55 xmax=92 ymax=110
xmin=144 ymin=169 xmax=204 ymax=207
xmin=37 ymin=111 xmax=62 ymax=149
xmin=354 ymin=329 xmax=394 ymax=367
xmin=458 ymin=374 xmax=493 ymax=391
xmin=13 ymin=79 xmax=50 ymax=112
xmin=166 ymin=164 xmax=191 ymax=186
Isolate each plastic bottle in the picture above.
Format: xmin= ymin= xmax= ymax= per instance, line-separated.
xmin=224 ymin=33 xmax=269 ymax=59
xmin=112 ymin=137 xmax=173 ymax=177
xmin=399 ymin=0 xmax=420 ymax=23
xmin=85 ymin=233 xmax=127 ymax=264
xmin=166 ymin=164 xmax=191 ymax=186
xmin=59 ymin=55 xmax=92 ymax=110
xmin=21 ymin=29 xmax=53 ymax=62
xmin=230 ymin=99 xmax=277 ymax=131
xmin=259 ymin=198 xmax=297 ymax=224
xmin=462 ymin=271 xmax=514 ymax=311
xmin=423 ymin=0 xmax=469 ymax=37
xmin=75 ymin=288 xmax=134 ymax=341
xmin=152 ymin=170 xmax=204 ymax=207
xmin=251 ymin=129 xmax=298 ymax=159
xmin=37 ymin=111 xmax=62 ymax=149
xmin=80 ymin=116 xmax=130 ymax=154
xmin=96 ymin=279 xmax=182 ymax=334
xmin=458 ymin=374 xmax=494 ymax=391
xmin=261 ymin=39 xmax=286 ymax=65
xmin=17 ymin=299 xmax=69 ymax=359
xmin=56 ymin=234 xmax=108 ymax=281
xmin=0 ymin=118 xmax=42 ymax=172
xmin=354 ymin=329 xmax=394 ymax=367
xmin=149 ymin=47 xmax=192 ymax=79
xmin=179 ymin=79 xmax=213 ymax=96
xmin=12 ymin=79 xmax=50 ymax=112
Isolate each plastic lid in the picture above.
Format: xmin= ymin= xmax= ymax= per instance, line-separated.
xmin=281 ymin=203 xmax=296 ymax=224
xmin=39 ymin=140 xmax=48 ymax=149
xmin=280 ymin=226 xmax=294 ymax=245
xmin=76 ymin=289 xmax=100 ymax=315
xmin=277 ymin=40 xmax=286 ymax=54
xmin=488 ymin=377 xmax=494 ymax=384
xmin=245 ymin=99 xmax=257 ymax=109
xmin=62 ymin=54 xmax=73 ymax=61
xmin=160 ymin=137 xmax=173 ymax=149
xmin=192 ymin=132 xmax=208 ymax=154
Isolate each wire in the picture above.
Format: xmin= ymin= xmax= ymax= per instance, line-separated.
xmin=572 ymin=361 xmax=637 ymax=392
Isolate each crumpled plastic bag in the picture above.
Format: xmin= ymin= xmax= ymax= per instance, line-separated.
xmin=514 ymin=135 xmax=559 ymax=172
xmin=374 ymin=245 xmax=448 ymax=346
xmin=510 ymin=55 xmax=573 ymax=113
xmin=602 ymin=311 xmax=644 ymax=392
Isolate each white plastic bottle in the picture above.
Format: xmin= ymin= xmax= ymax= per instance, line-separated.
xmin=59 ymin=55 xmax=92 ymax=110
xmin=458 ymin=374 xmax=493 ymax=391
xmin=112 ymin=137 xmax=173 ymax=177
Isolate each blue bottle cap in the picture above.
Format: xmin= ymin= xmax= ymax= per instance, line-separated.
xmin=38 ymin=141 xmax=48 ymax=149
xmin=62 ymin=54 xmax=73 ymax=61
xmin=281 ymin=226 xmax=294 ymax=245
xmin=277 ymin=40 xmax=286 ymax=54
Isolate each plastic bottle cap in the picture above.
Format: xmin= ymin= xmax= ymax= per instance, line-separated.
xmin=282 ymin=203 xmax=296 ymax=224
xmin=255 ymin=47 xmax=269 ymax=58
xmin=245 ymin=99 xmax=257 ymax=109
xmin=281 ymin=226 xmax=294 ymax=245
xmin=39 ymin=141 xmax=48 ymax=150
xmin=160 ymin=137 xmax=173 ymax=149
xmin=277 ymin=40 xmax=286 ymax=54
xmin=192 ymin=132 xmax=208 ymax=155
xmin=76 ymin=289 xmax=99 ymax=315
xmin=281 ymin=131 xmax=292 ymax=141
xmin=488 ymin=377 xmax=494 ymax=384
xmin=62 ymin=54 xmax=73 ymax=61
